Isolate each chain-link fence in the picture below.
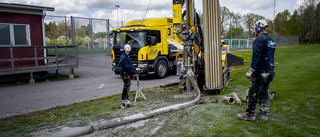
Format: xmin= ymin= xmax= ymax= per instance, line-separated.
xmin=44 ymin=15 xmax=111 ymax=56
xmin=270 ymin=34 xmax=299 ymax=46
xmin=222 ymin=30 xmax=299 ymax=51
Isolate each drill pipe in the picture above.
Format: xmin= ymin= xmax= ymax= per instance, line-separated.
xmin=120 ymin=100 xmax=131 ymax=109
xmin=203 ymin=0 xmax=222 ymax=90
xmin=231 ymin=92 xmax=242 ymax=105
xmin=223 ymin=96 xmax=235 ymax=104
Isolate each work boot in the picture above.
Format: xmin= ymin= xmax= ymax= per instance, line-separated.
xmin=256 ymin=113 xmax=268 ymax=120
xmin=237 ymin=113 xmax=255 ymax=121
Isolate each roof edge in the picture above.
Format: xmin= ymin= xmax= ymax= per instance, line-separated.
xmin=0 ymin=2 xmax=54 ymax=11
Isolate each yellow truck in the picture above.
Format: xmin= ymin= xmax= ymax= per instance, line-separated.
xmin=111 ymin=17 xmax=184 ymax=78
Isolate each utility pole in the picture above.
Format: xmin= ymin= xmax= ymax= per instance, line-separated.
xmin=115 ymin=5 xmax=120 ymax=28
xmin=273 ymin=0 xmax=276 ymax=34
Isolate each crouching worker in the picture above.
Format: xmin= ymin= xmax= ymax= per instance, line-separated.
xmin=237 ymin=20 xmax=276 ymax=121
xmin=120 ymin=44 xmax=140 ymax=101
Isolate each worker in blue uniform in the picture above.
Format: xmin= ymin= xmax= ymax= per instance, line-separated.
xmin=120 ymin=44 xmax=140 ymax=100
xmin=238 ymin=20 xmax=276 ymax=121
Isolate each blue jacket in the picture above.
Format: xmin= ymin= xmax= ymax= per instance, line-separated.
xmin=120 ymin=53 xmax=136 ymax=72
xmin=251 ymin=33 xmax=276 ymax=71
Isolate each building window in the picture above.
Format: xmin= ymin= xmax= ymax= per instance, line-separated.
xmin=0 ymin=23 xmax=30 ymax=47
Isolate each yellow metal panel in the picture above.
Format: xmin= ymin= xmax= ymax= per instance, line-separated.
xmin=161 ymin=29 xmax=168 ymax=55
xmin=138 ymin=46 xmax=148 ymax=61
xmin=148 ymin=43 xmax=161 ymax=60
xmin=172 ymin=4 xmax=182 ymax=24
xmin=124 ymin=18 xmax=172 ymax=28
xmin=111 ymin=49 xmax=115 ymax=60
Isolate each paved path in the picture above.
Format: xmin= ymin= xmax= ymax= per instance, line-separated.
xmin=0 ymin=56 xmax=179 ymax=118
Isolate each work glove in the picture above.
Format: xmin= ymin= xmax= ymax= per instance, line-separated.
xmin=246 ymin=68 xmax=255 ymax=79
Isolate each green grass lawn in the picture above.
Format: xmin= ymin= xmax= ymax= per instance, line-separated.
xmin=155 ymin=44 xmax=320 ymax=136
xmin=0 ymin=44 xmax=320 ymax=136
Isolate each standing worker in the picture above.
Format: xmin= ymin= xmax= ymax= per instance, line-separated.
xmin=221 ymin=39 xmax=229 ymax=53
xmin=237 ymin=20 xmax=276 ymax=121
xmin=120 ymin=44 xmax=140 ymax=101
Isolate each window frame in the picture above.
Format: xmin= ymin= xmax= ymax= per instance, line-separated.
xmin=0 ymin=23 xmax=31 ymax=47
xmin=146 ymin=30 xmax=161 ymax=44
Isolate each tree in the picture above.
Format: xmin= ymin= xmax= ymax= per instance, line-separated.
xmin=45 ymin=37 xmax=51 ymax=46
xmin=220 ymin=6 xmax=231 ymax=34
xmin=274 ymin=9 xmax=291 ymax=35
xmin=266 ymin=19 xmax=274 ymax=34
xmin=229 ymin=12 xmax=242 ymax=29
xmin=228 ymin=26 xmax=245 ymax=39
xmin=298 ymin=0 xmax=319 ymax=43
xmin=315 ymin=2 xmax=320 ymax=42
xmin=55 ymin=21 xmax=71 ymax=38
xmin=75 ymin=25 xmax=90 ymax=37
xmin=48 ymin=22 xmax=57 ymax=39
xmin=243 ymin=13 xmax=265 ymax=38
xmin=286 ymin=10 xmax=300 ymax=36
xmin=94 ymin=32 xmax=107 ymax=40
xmin=243 ymin=13 xmax=255 ymax=33
xmin=243 ymin=13 xmax=265 ymax=32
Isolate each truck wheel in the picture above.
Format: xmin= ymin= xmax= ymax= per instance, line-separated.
xmin=156 ymin=60 xmax=168 ymax=78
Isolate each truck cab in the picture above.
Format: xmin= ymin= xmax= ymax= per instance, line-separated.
xmin=111 ymin=17 xmax=183 ymax=78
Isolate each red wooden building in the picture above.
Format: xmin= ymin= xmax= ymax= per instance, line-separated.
xmin=0 ymin=3 xmax=54 ymax=69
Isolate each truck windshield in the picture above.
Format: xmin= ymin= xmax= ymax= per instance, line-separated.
xmin=113 ymin=31 xmax=146 ymax=48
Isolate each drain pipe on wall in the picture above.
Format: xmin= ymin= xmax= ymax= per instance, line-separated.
xmin=53 ymin=70 xmax=200 ymax=137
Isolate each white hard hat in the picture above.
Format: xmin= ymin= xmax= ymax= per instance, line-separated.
xmin=124 ymin=44 xmax=131 ymax=51
xmin=255 ymin=20 xmax=268 ymax=32
xmin=221 ymin=40 xmax=225 ymax=44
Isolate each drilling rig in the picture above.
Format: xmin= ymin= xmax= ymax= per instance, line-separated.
xmin=111 ymin=0 xmax=240 ymax=93
xmin=170 ymin=0 xmax=228 ymax=93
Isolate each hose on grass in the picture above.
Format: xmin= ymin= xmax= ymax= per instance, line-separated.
xmin=53 ymin=70 xmax=200 ymax=137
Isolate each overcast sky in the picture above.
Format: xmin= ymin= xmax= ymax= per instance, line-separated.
xmin=2 ymin=0 xmax=304 ymax=28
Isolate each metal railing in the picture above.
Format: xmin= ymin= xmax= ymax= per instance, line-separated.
xmin=223 ymin=34 xmax=299 ymax=51
xmin=0 ymin=46 xmax=78 ymax=75
xmin=44 ymin=15 xmax=111 ymax=56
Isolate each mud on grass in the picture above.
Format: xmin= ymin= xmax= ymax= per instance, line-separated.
xmin=0 ymin=85 xmax=193 ymax=136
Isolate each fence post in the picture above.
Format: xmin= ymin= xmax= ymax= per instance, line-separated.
xmin=90 ymin=18 xmax=93 ymax=56
xmin=55 ymin=46 xmax=58 ymax=68
xmin=106 ymin=19 xmax=110 ymax=55
xmin=34 ymin=47 xmax=38 ymax=70
xmin=65 ymin=16 xmax=68 ymax=46
xmin=230 ymin=30 xmax=232 ymax=50
xmin=71 ymin=16 xmax=75 ymax=56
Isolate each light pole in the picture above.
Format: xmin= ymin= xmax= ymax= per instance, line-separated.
xmin=273 ymin=0 xmax=276 ymax=34
xmin=115 ymin=5 xmax=120 ymax=28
